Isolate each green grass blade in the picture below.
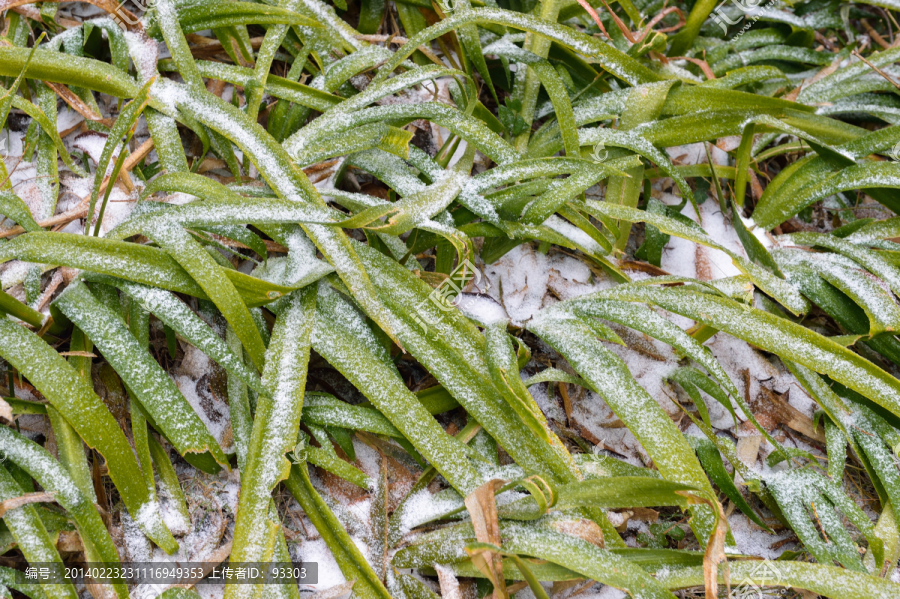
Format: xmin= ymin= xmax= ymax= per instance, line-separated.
xmin=53 ymin=280 xmax=228 ymax=468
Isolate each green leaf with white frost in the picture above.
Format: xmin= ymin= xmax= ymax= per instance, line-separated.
xmin=0 ymin=192 xmax=40 ymax=233
xmin=395 ymin=519 xmax=678 ymax=599
xmin=53 ymin=280 xmax=228 ymax=468
xmin=600 ymin=284 xmax=900 ymax=422
xmin=228 ymin=287 xmax=316 ymax=595
xmin=527 ymin=313 xmax=719 ymax=544
xmin=0 ymin=427 xmax=127 ymax=598
xmin=140 ymin=219 xmax=268 ymax=370
xmin=302 ymin=392 xmax=401 ymax=437
xmin=312 ymin=282 xmax=481 ymax=494
xmin=285 ymin=466 xmax=391 ymax=599
xmin=656 ymin=560 xmax=899 ymax=598
xmin=585 ymin=200 xmax=810 ymax=315
xmin=351 ymin=243 xmax=614 ymax=505
xmin=109 ymin=278 xmax=265 ymax=393
xmin=0 ymin=318 xmax=177 ymax=552
xmin=0 ymin=464 xmax=76 ymax=599
xmin=0 ymin=232 xmax=294 ymax=307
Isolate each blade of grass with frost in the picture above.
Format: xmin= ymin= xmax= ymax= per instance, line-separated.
xmin=397 ymin=520 xmax=679 ymax=599
xmin=789 ymin=232 xmax=900 ymax=296
xmin=710 ymin=46 xmax=834 ymax=76
xmin=228 ymin=287 xmax=315 ymax=596
xmin=300 ymin=427 xmax=370 ymax=489
xmin=33 ymin=83 xmax=58 ymax=221
xmin=0 ymin=32 xmax=42 ymax=135
xmin=0 ymin=465 xmax=76 ymax=599
xmin=154 ymin=0 xmax=245 ymax=179
xmin=410 ymin=546 xmax=705 ymax=579
xmin=0 ymin=192 xmax=39 ymax=233
xmin=764 ymin=162 xmax=900 ymax=227
xmin=0 ymin=427 xmax=127 ymax=598
xmin=140 ymin=219 xmax=267 ymax=370
xmin=519 ymin=162 xmax=627 ymax=226
xmin=485 ymin=322 xmax=554 ymax=443
xmin=585 ymin=201 xmax=810 ymax=315
xmin=527 ymin=314 xmax=719 ymax=544
xmin=371 ymin=8 xmax=660 ymax=87
xmin=766 ymin=468 xmax=879 ymax=571
xmin=352 ymin=243 xmax=608 ymax=493
xmin=85 ymin=78 xmax=152 ymax=235
xmin=1 ymin=85 xmax=87 ymax=178
xmin=46 ymin=403 xmax=95 ymax=504
xmin=285 ymin=465 xmax=391 ymax=599
xmin=291 ymin=122 xmax=414 ymax=167
xmin=146 ymin=0 xmax=322 ymax=37
xmin=53 ymin=281 xmax=228 ymax=467
xmin=773 ymin=250 xmax=900 ymax=335
xmin=462 ymin=156 xmax=629 ymax=214
xmin=130 ymin=399 xmax=159 ymax=518
xmin=302 ymin=393 xmax=402 ymax=437
xmin=0 ymin=566 xmax=50 ymax=599
xmin=109 ymin=195 xmax=337 ymax=241
xmin=193 ymin=224 xmax=268 ymax=262
xmin=633 ymin=109 xmax=861 ymax=151
xmin=658 ymin=560 xmax=899 ymax=598
xmin=227 ymin=327 xmax=253 ymax=471
xmin=245 ymin=0 xmax=299 ymax=124
xmin=110 ymin=278 xmax=264 ymax=393
xmin=286 ymin=102 xmax=518 ymax=166
xmin=0 ymin=233 xmax=295 ymax=307
xmin=558 ymin=297 xmax=787 ymax=453
xmin=482 ymin=40 xmax=579 ymax=157
xmin=336 ymin=147 xmax=471 ymax=234
xmin=349 ymin=147 xmax=505 ymax=225
xmin=751 ymin=125 xmax=900 ymax=228
xmin=328 ymin=64 xmax=470 ymax=118
xmin=0 ymin=46 xmax=139 ymax=99
xmin=0 ymin=318 xmax=177 ymax=552
xmin=173 ymin=60 xmax=340 ymax=112
xmin=312 ymin=283 xmax=481 ymax=494
xmin=787 ymin=363 xmax=900 ymax=542
xmin=147 ymin=434 xmax=191 ymax=534
xmin=139 ymin=171 xmax=252 ymax=202
xmin=602 ymin=284 xmax=900 ymax=421
xmin=497 ymin=477 xmax=696 ymax=520
xmin=147 ymin=79 xmax=401 ymax=344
